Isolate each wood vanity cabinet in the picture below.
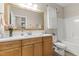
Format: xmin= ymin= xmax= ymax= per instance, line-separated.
xmin=22 ymin=43 xmax=42 ymax=56
xmin=43 ymin=36 xmax=53 ymax=56
xmin=22 ymin=37 xmax=42 ymax=56
xmin=0 ymin=40 xmax=21 ymax=56
xmin=22 ymin=36 xmax=53 ymax=56
xmin=0 ymin=36 xmax=53 ymax=56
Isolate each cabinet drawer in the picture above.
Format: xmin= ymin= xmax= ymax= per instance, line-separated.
xmin=0 ymin=40 xmax=21 ymax=50
xmin=43 ymin=36 xmax=52 ymax=42
xmin=33 ymin=37 xmax=42 ymax=43
xmin=0 ymin=47 xmax=21 ymax=56
xmin=22 ymin=37 xmax=42 ymax=46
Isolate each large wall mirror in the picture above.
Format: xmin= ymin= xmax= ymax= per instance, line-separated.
xmin=4 ymin=3 xmax=44 ymax=31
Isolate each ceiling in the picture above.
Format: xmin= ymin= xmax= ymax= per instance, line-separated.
xmin=57 ymin=3 xmax=72 ymax=7
xmin=36 ymin=3 xmax=74 ymax=7
xmin=37 ymin=3 xmax=79 ymax=7
xmin=57 ymin=3 xmax=79 ymax=7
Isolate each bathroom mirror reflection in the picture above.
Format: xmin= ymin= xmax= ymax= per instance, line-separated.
xmin=4 ymin=3 xmax=44 ymax=31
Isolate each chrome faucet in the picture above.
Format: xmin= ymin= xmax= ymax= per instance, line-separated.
xmin=21 ymin=22 xmax=25 ymax=36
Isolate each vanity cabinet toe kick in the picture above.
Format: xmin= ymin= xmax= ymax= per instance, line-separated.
xmin=0 ymin=36 xmax=54 ymax=56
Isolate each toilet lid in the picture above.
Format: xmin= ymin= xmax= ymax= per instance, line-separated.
xmin=54 ymin=42 xmax=66 ymax=49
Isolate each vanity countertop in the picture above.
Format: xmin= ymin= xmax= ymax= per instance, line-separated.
xmin=0 ymin=34 xmax=52 ymax=42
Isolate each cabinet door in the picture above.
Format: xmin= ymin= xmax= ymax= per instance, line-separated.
xmin=0 ymin=47 xmax=21 ymax=56
xmin=43 ymin=43 xmax=53 ymax=56
xmin=22 ymin=45 xmax=33 ymax=56
xmin=43 ymin=36 xmax=53 ymax=56
xmin=34 ymin=43 xmax=42 ymax=56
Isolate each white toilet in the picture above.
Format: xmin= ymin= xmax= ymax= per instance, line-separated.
xmin=52 ymin=33 xmax=66 ymax=56
xmin=54 ymin=42 xmax=66 ymax=56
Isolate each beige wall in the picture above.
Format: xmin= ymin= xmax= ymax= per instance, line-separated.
xmin=64 ymin=4 xmax=79 ymax=18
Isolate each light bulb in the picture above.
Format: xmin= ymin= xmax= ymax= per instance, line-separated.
xmin=27 ymin=3 xmax=32 ymax=6
xmin=33 ymin=4 xmax=38 ymax=9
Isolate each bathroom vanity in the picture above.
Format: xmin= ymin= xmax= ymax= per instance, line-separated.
xmin=0 ymin=34 xmax=54 ymax=56
xmin=2 ymin=3 xmax=54 ymax=56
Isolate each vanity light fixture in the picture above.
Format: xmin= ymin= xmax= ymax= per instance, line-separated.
xmin=27 ymin=3 xmax=32 ymax=6
xmin=15 ymin=3 xmax=40 ymax=12
xmin=33 ymin=4 xmax=38 ymax=9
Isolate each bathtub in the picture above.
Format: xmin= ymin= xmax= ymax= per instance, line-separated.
xmin=62 ymin=39 xmax=79 ymax=56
